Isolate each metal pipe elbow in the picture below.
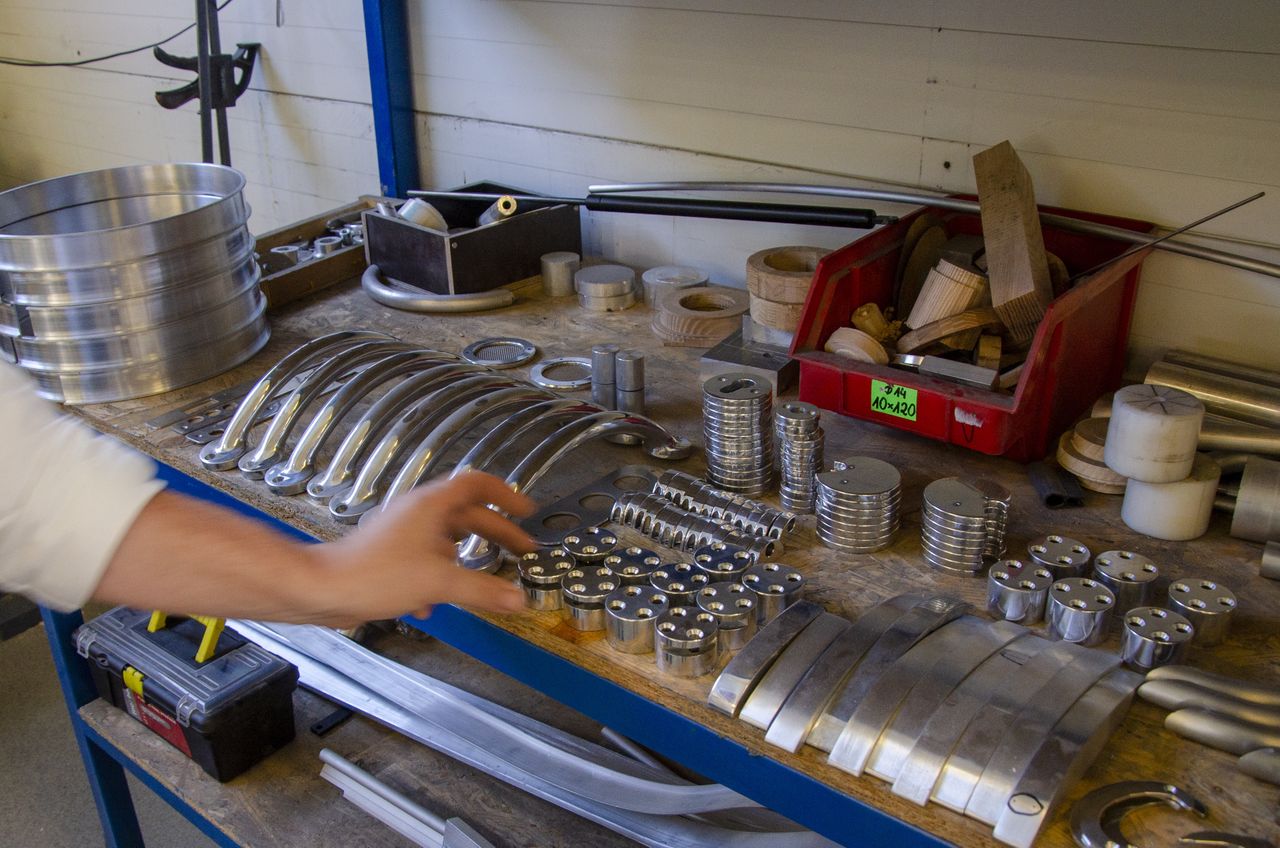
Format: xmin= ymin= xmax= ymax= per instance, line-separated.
xmin=362 ymin=264 xmax=515 ymax=313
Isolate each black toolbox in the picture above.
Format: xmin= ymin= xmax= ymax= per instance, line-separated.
xmin=74 ymin=607 xmax=297 ymax=781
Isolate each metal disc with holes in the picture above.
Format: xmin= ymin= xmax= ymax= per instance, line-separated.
xmin=461 ymin=337 xmax=537 ymax=369
xmin=530 ymin=356 xmax=592 ymax=390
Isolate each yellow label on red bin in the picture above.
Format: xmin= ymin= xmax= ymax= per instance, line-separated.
xmin=870 ymin=379 xmax=918 ymax=421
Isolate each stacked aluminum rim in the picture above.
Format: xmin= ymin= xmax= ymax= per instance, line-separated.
xmin=815 ymin=458 xmax=901 ymax=552
xmin=0 ymin=163 xmax=267 ymax=403
xmin=775 ymin=400 xmax=823 ymax=513
xmin=921 ymin=477 xmax=1009 ymax=575
xmin=702 ymin=371 xmax=773 ymax=495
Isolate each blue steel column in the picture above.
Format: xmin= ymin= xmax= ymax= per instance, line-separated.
xmin=362 ymin=0 xmax=420 ymax=198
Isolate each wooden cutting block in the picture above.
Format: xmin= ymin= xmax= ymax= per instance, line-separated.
xmin=973 ymin=141 xmax=1054 ymax=346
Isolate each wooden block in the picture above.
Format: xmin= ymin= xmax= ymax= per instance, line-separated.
xmin=905 ymin=266 xmax=988 ymax=329
xmin=975 ymin=334 xmax=1003 ymax=370
xmin=973 ymin=141 xmax=1054 ymax=344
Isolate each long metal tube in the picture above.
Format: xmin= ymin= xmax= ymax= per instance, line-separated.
xmin=1146 ymin=361 xmax=1280 ymax=428
xmin=406 ymin=190 xmax=890 ymax=229
xmin=1165 ymin=350 xmax=1280 ymax=390
xmin=1199 ymin=420 xmax=1280 ymax=457
xmin=585 ymin=181 xmax=1280 ymax=279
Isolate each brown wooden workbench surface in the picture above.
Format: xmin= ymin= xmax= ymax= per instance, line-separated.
xmin=70 ymin=276 xmax=1280 ymax=847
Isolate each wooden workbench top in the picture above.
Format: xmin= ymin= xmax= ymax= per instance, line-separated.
xmin=70 ymin=276 xmax=1280 ymax=847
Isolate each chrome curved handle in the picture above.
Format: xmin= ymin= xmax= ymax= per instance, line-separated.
xmin=237 ymin=339 xmax=414 ymax=478
xmin=305 ymin=362 xmax=485 ymax=500
xmin=457 ymin=411 xmax=693 ymax=570
xmin=329 ymin=374 xmax=519 ymax=522
xmin=263 ymin=349 xmax=458 ymax=495
xmin=199 ymin=330 xmax=388 ymax=470
xmin=377 ymin=389 xmax=553 ymax=513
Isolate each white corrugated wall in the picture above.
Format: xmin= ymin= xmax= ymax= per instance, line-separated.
xmin=0 ymin=0 xmax=1276 ymax=371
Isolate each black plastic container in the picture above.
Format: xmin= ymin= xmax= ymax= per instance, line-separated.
xmin=75 ymin=607 xmax=297 ymax=782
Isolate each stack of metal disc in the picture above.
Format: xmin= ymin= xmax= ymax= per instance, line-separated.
xmin=814 ymin=457 xmax=901 ymax=553
xmin=702 ymin=371 xmax=774 ymax=495
xmin=0 ymin=163 xmax=266 ymax=403
xmin=921 ymin=477 xmax=1008 ymax=575
xmin=775 ymin=400 xmax=823 ymax=513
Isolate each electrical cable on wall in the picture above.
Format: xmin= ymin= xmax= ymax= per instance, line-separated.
xmin=0 ymin=0 xmax=236 ymax=68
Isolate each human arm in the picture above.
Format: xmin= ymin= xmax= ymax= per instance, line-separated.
xmin=92 ymin=472 xmax=534 ymax=627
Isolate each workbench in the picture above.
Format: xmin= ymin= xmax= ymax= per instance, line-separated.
xmin=44 ymin=275 xmax=1280 ymax=847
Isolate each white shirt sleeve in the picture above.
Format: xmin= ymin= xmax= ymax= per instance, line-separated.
xmin=0 ymin=362 xmax=166 ymax=610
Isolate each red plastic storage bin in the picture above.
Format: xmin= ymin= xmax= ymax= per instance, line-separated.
xmin=789 ymin=203 xmax=1154 ymax=462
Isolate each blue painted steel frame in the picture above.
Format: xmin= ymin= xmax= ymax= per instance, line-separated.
xmin=362 ymin=0 xmax=419 ymax=198
xmin=47 ymin=456 xmax=946 ymax=847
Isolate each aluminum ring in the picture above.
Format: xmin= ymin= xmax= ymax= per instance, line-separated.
xmin=461 ymin=337 xmax=537 ymax=369
xmin=530 ymin=356 xmax=593 ymax=390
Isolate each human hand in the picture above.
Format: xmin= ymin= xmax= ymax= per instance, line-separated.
xmin=308 ymin=471 xmax=536 ymax=626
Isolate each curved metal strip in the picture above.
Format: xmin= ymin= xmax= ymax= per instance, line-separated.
xmin=306 ymin=362 xmax=485 ymax=499
xmin=199 ymin=330 xmax=389 ymax=470
xmin=329 ymin=375 xmax=518 ymax=522
xmin=992 ymin=668 xmax=1146 ymax=847
xmin=362 ymin=264 xmax=515 ymax=313
xmin=264 ymin=349 xmax=458 ymax=495
xmin=237 ymin=339 xmax=414 ymax=477
xmin=375 ymin=389 xmax=553 ymax=513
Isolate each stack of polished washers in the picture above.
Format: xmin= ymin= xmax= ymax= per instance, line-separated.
xmin=0 ymin=163 xmax=266 ymax=403
xmin=921 ymin=477 xmax=1010 ymax=575
xmin=814 ymin=457 xmax=901 ymax=553
xmin=775 ymin=400 xmax=824 ymax=513
xmin=701 ymin=372 xmax=774 ymax=495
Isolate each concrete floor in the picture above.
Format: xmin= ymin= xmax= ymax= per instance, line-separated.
xmin=0 ymin=621 xmax=215 ymax=848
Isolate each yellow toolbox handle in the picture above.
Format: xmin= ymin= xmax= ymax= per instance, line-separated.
xmin=147 ymin=611 xmax=226 ymax=664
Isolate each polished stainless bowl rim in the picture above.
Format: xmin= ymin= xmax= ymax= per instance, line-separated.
xmin=0 ymin=163 xmax=249 ymax=272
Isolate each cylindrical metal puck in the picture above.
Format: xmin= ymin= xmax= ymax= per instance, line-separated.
xmin=516 ymin=546 xmax=577 ymax=611
xmin=775 ymin=401 xmax=823 ymax=514
xmin=616 ymin=349 xmax=645 ymax=392
xmin=654 ymin=606 xmax=720 ymax=677
xmin=696 ymin=581 xmax=758 ymax=651
xmin=815 ymin=457 xmax=900 ymax=553
xmin=641 ymin=265 xmax=707 ymax=304
xmin=575 ymin=263 xmax=636 ymax=295
xmin=592 ymin=380 xmax=616 ymax=409
xmin=616 ymin=387 xmax=646 ymax=415
xmin=920 ymin=477 xmax=989 ymax=576
xmin=1026 ymin=534 xmax=1093 ymax=579
xmin=561 ymin=565 xmax=618 ymax=631
xmin=540 ymin=251 xmax=579 ymax=297
xmin=987 ymin=559 xmax=1053 ymax=624
xmin=1046 ymin=577 xmax=1116 ymax=646
xmin=650 ymin=562 xmax=710 ymax=606
xmin=269 ymin=244 xmax=301 ymax=265
xmin=604 ymin=585 xmax=669 ymax=653
xmin=603 ymin=545 xmax=663 ymax=586
xmin=313 ymin=235 xmax=343 ymax=256
xmin=591 ymin=344 xmax=620 ymax=384
xmin=702 ymin=372 xmax=774 ymax=496
xmin=740 ymin=562 xmax=804 ymax=624
xmin=1231 ymin=456 xmax=1280 ymax=542
xmin=1121 ymin=607 xmax=1194 ymax=671
xmin=1092 ymin=550 xmax=1160 ymax=612
xmin=1167 ymin=578 xmax=1237 ymax=646
xmin=560 ymin=526 xmax=618 ymax=563
xmin=1263 ymin=541 xmax=1280 ymax=581
xmin=693 ymin=542 xmax=755 ymax=580
xmin=578 ymin=289 xmax=637 ymax=312
xmin=1104 ymin=383 xmax=1205 ymax=483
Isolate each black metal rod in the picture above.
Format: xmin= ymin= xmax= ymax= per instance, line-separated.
xmin=195 ymin=0 xmax=213 ymax=164
xmin=405 ymin=189 xmax=892 ymax=229
xmin=204 ymin=0 xmax=232 ymax=167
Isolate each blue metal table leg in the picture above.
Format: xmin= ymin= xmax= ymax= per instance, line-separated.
xmin=41 ymin=606 xmax=146 ymax=848
xmin=362 ymin=0 xmax=419 ymax=198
